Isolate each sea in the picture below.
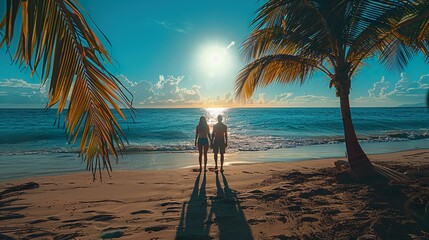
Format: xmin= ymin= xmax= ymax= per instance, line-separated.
xmin=1 ymin=107 xmax=428 ymax=181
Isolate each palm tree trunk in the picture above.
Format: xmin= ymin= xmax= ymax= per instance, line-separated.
xmin=339 ymin=91 xmax=375 ymax=180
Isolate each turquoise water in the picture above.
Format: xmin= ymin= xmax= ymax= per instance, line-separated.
xmin=0 ymin=107 xmax=428 ymax=180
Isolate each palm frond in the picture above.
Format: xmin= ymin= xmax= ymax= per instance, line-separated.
xmin=0 ymin=0 xmax=133 ymax=180
xmin=235 ymin=54 xmax=319 ymax=99
xmin=242 ymin=25 xmax=333 ymax=63
xmin=347 ymin=0 xmax=422 ymax=71
xmin=395 ymin=1 xmax=429 ymax=62
xmin=250 ymin=0 xmax=337 ymax=59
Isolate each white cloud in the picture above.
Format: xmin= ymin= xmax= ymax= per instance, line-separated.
xmin=267 ymin=92 xmax=335 ymax=106
xmin=224 ymin=92 xmax=232 ymax=102
xmin=359 ymin=73 xmax=429 ymax=105
xmin=155 ymin=21 xmax=192 ymax=34
xmin=368 ymin=76 xmax=389 ymax=99
xmin=269 ymin=92 xmax=294 ymax=103
xmin=418 ymin=74 xmax=429 ymax=89
xmin=119 ymin=75 xmax=201 ymax=106
xmin=0 ymin=78 xmax=47 ymax=106
xmin=257 ymin=93 xmax=266 ymax=104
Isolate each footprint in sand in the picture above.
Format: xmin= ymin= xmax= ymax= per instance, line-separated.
xmin=301 ymin=216 xmax=318 ymax=222
xmin=248 ymin=189 xmax=264 ymax=194
xmin=162 ymin=209 xmax=181 ymax=214
xmin=131 ymin=209 xmax=153 ymax=215
xmin=28 ymin=219 xmax=49 ymax=224
xmin=144 ymin=225 xmax=168 ymax=232
xmin=0 ymin=213 xmax=24 ymax=221
xmin=287 ymin=205 xmax=302 ymax=212
xmin=247 ymin=219 xmax=267 ymax=225
xmin=278 ymin=216 xmax=288 ymax=223
xmin=160 ymin=201 xmax=181 ymax=207
xmin=85 ymin=214 xmax=116 ymax=222
xmin=59 ymin=222 xmax=88 ymax=230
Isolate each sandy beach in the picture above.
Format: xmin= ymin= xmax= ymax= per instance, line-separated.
xmin=1 ymin=149 xmax=429 ymax=239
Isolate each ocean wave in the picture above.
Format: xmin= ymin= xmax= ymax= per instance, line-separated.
xmin=1 ymin=130 xmax=427 ymax=156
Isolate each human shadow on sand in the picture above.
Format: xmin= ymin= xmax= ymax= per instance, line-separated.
xmin=176 ymin=172 xmax=210 ymax=240
xmin=176 ymin=172 xmax=253 ymax=240
xmin=207 ymin=172 xmax=253 ymax=240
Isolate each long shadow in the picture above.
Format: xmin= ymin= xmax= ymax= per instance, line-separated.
xmin=176 ymin=172 xmax=210 ymax=240
xmin=207 ymin=172 xmax=253 ymax=240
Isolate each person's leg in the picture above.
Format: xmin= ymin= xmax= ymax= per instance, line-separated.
xmin=198 ymin=145 xmax=203 ymax=171
xmin=214 ymin=149 xmax=218 ymax=170
xmin=220 ymin=153 xmax=224 ymax=172
xmin=203 ymin=145 xmax=209 ymax=171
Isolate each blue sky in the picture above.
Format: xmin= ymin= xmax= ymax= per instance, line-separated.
xmin=0 ymin=0 xmax=428 ymax=108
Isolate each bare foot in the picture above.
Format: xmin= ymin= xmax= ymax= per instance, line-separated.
xmin=220 ymin=168 xmax=224 ymax=173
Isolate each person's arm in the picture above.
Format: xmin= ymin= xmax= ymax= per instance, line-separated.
xmin=211 ymin=126 xmax=216 ymax=145
xmin=195 ymin=126 xmax=198 ymax=146
xmin=224 ymin=126 xmax=228 ymax=147
xmin=207 ymin=125 xmax=212 ymax=142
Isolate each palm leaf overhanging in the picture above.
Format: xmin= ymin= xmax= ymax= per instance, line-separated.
xmin=236 ymin=0 xmax=429 ymax=179
xmin=0 ymin=0 xmax=133 ymax=180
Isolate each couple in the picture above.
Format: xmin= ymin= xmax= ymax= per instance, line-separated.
xmin=194 ymin=115 xmax=228 ymax=172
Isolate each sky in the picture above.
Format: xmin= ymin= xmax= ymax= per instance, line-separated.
xmin=0 ymin=0 xmax=428 ymax=108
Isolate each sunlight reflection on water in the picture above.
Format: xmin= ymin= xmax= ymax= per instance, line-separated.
xmin=204 ymin=108 xmax=228 ymax=127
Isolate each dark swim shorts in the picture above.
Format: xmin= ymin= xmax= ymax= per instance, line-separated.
xmin=198 ymin=138 xmax=209 ymax=146
xmin=213 ymin=139 xmax=225 ymax=154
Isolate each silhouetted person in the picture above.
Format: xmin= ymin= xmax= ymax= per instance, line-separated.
xmin=195 ymin=116 xmax=211 ymax=172
xmin=211 ymin=115 xmax=228 ymax=172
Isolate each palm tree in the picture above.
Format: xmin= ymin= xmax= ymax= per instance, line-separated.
xmin=0 ymin=0 xmax=132 ymax=179
xmin=235 ymin=0 xmax=423 ymax=180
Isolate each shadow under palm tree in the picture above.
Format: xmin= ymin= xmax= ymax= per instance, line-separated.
xmin=176 ymin=172 xmax=210 ymax=240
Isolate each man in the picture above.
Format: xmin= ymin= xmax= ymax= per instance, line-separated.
xmin=211 ymin=115 xmax=228 ymax=172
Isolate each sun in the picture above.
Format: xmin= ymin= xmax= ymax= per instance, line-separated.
xmin=197 ymin=43 xmax=233 ymax=78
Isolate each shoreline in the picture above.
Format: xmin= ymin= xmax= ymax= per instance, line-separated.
xmin=1 ymin=149 xmax=429 ymax=239
xmin=1 ymin=138 xmax=429 ymax=182
xmin=8 ymin=148 xmax=429 ymax=182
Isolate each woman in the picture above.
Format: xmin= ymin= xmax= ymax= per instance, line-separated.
xmin=195 ymin=116 xmax=211 ymax=172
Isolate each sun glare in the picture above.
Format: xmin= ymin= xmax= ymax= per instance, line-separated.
xmin=198 ymin=44 xmax=233 ymax=78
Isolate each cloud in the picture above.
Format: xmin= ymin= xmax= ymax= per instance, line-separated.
xmin=384 ymin=72 xmax=428 ymax=97
xmin=269 ymin=92 xmax=294 ymax=103
xmin=224 ymin=92 xmax=232 ymax=103
xmin=266 ymin=92 xmax=336 ymax=106
xmin=119 ymin=75 xmax=201 ymax=106
xmin=119 ymin=75 xmax=155 ymax=104
xmin=257 ymin=93 xmax=266 ymax=104
xmin=155 ymin=21 xmax=192 ymax=34
xmin=368 ymin=76 xmax=389 ymax=99
xmin=288 ymin=94 xmax=336 ymax=106
xmin=0 ymin=78 xmax=47 ymax=106
xmin=358 ymin=73 xmax=429 ymax=105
